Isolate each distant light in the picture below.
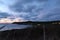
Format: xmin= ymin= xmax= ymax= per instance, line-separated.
xmin=58 ymin=23 xmax=60 ymax=24
xmin=52 ymin=22 xmax=56 ymax=24
xmin=37 ymin=24 xmax=40 ymax=26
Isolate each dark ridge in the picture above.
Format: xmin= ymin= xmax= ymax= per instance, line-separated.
xmin=0 ymin=26 xmax=43 ymax=40
xmin=12 ymin=21 xmax=60 ymax=25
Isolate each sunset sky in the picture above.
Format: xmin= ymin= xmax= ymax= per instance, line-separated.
xmin=0 ymin=0 xmax=60 ymax=23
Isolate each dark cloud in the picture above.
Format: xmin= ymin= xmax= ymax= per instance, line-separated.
xmin=0 ymin=12 xmax=11 ymax=18
xmin=9 ymin=0 xmax=47 ymax=21
xmin=9 ymin=0 xmax=60 ymax=21
xmin=40 ymin=8 xmax=60 ymax=21
xmin=16 ymin=0 xmax=48 ymax=4
xmin=9 ymin=0 xmax=47 ymax=13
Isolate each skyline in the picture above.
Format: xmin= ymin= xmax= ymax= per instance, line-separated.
xmin=0 ymin=0 xmax=60 ymax=23
xmin=0 ymin=16 xmax=26 ymax=23
xmin=0 ymin=18 xmax=23 ymax=23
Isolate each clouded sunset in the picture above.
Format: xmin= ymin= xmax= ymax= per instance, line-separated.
xmin=0 ymin=0 xmax=60 ymax=40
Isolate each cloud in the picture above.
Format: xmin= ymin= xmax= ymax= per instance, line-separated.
xmin=0 ymin=0 xmax=60 ymax=21
xmin=46 ymin=8 xmax=60 ymax=21
xmin=0 ymin=12 xmax=11 ymax=18
xmin=9 ymin=0 xmax=48 ymax=21
xmin=0 ymin=0 xmax=18 ymax=17
xmin=0 ymin=0 xmax=16 ymax=5
xmin=10 ymin=0 xmax=47 ymax=12
xmin=0 ymin=18 xmax=25 ymax=23
xmin=38 ymin=7 xmax=60 ymax=21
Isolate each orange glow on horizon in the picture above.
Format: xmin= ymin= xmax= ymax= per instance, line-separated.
xmin=0 ymin=18 xmax=25 ymax=23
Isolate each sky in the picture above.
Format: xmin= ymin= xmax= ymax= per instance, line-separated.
xmin=0 ymin=0 xmax=60 ymax=22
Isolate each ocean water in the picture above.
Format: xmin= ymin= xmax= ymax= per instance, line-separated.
xmin=0 ymin=23 xmax=32 ymax=31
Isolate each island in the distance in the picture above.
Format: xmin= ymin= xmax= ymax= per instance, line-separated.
xmin=12 ymin=21 xmax=60 ymax=25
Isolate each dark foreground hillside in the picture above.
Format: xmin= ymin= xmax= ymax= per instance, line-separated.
xmin=0 ymin=21 xmax=60 ymax=40
xmin=0 ymin=26 xmax=43 ymax=40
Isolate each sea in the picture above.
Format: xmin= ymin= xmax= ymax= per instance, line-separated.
xmin=0 ymin=23 xmax=32 ymax=31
